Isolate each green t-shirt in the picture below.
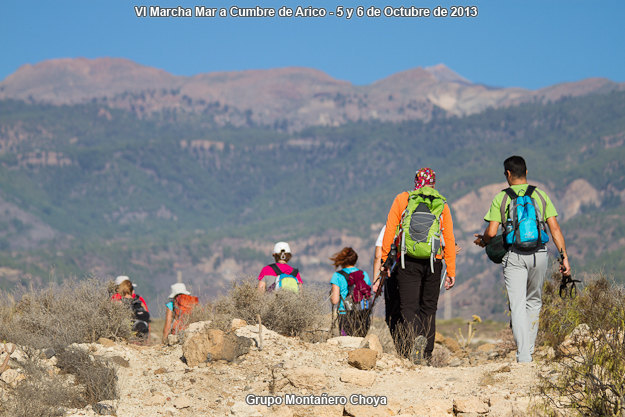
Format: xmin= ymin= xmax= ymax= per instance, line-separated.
xmin=484 ymin=184 xmax=558 ymax=224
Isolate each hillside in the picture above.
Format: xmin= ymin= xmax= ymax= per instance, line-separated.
xmin=0 ymin=62 xmax=624 ymax=319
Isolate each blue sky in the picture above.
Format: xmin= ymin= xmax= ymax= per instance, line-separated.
xmin=1 ymin=0 xmax=624 ymax=89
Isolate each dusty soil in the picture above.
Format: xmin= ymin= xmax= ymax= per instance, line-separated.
xmin=58 ymin=324 xmax=544 ymax=417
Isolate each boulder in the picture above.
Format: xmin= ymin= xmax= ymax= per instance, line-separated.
xmin=286 ymin=366 xmax=327 ymax=390
xmin=359 ymin=334 xmax=384 ymax=357
xmin=182 ymin=328 xmax=252 ymax=367
xmin=340 ymin=368 xmax=375 ymax=387
xmin=347 ymin=348 xmax=377 ymax=370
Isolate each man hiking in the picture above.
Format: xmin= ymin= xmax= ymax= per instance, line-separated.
xmin=380 ymin=167 xmax=456 ymax=363
xmin=474 ymin=155 xmax=571 ymax=363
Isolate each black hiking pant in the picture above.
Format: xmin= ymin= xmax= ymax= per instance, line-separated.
xmin=385 ymin=257 xmax=442 ymax=358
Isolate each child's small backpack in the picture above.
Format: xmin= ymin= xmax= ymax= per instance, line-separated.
xmin=501 ymin=186 xmax=549 ymax=253
xmin=268 ymin=264 xmax=300 ymax=293
xmin=337 ymin=269 xmax=372 ymax=312
xmin=172 ymin=294 xmax=199 ymax=335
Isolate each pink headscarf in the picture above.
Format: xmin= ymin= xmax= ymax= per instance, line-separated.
xmin=414 ymin=168 xmax=436 ymax=190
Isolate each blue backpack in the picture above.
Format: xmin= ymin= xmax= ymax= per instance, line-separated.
xmin=501 ymin=185 xmax=549 ymax=252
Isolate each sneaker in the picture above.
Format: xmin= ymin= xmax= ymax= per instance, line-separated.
xmin=411 ymin=335 xmax=427 ymax=364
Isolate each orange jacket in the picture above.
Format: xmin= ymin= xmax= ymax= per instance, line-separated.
xmin=381 ymin=190 xmax=456 ymax=277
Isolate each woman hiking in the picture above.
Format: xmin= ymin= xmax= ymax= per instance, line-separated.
xmin=330 ymin=247 xmax=373 ymax=337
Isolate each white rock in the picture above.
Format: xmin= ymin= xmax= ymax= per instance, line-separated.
xmin=326 ymin=336 xmax=364 ymax=349
xmin=0 ymin=369 xmax=24 ymax=388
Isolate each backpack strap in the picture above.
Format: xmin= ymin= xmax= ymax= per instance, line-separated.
xmin=337 ymin=270 xmax=350 ymax=280
xmin=269 ymin=263 xmax=282 ymax=276
xmin=290 ymin=268 xmax=299 ymax=278
xmin=336 ymin=269 xmax=352 ymax=313
xmin=527 ymin=185 xmax=548 ymax=221
xmin=500 ymin=188 xmax=518 ymax=224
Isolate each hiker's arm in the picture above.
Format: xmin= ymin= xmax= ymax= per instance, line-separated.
xmin=441 ymin=204 xmax=456 ymax=279
xmin=162 ymin=309 xmax=173 ymax=343
xmin=330 ymin=284 xmax=340 ymax=305
xmin=474 ymin=221 xmax=499 ymax=247
xmin=546 ymin=216 xmax=571 ymax=275
xmin=381 ymin=193 xmax=405 ymax=263
xmin=257 ymin=279 xmax=266 ymax=293
xmin=372 ymin=245 xmax=382 ymax=291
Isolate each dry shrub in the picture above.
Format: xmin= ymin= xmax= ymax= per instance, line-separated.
xmin=1 ymin=357 xmax=81 ymax=417
xmin=56 ymin=347 xmax=118 ymax=405
xmin=0 ymin=278 xmax=133 ymax=352
xmin=536 ymin=273 xmax=625 ymax=416
xmin=197 ymin=278 xmax=325 ymax=337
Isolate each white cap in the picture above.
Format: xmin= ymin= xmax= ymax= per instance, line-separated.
xmin=169 ymin=283 xmax=191 ymax=299
xmin=273 ymin=241 xmax=291 ymax=254
xmin=115 ymin=275 xmax=130 ymax=286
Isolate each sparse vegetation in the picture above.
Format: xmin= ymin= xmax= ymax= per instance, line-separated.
xmin=0 ymin=278 xmax=131 ymax=416
xmin=0 ymin=278 xmax=133 ymax=352
xmin=536 ymin=273 xmax=625 ymax=416
xmin=190 ymin=278 xmax=326 ymax=337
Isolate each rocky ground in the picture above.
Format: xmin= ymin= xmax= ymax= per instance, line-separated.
xmin=1 ymin=321 xmax=548 ymax=417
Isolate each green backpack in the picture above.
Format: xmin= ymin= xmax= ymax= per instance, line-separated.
xmin=398 ymin=187 xmax=447 ymax=270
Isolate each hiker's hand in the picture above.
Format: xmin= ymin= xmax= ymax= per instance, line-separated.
xmin=444 ymin=275 xmax=455 ymax=290
xmin=379 ymin=265 xmax=390 ymax=278
xmin=455 ymin=244 xmax=462 ymax=254
xmin=560 ymin=256 xmax=571 ymax=276
xmin=473 ymin=234 xmax=486 ymax=247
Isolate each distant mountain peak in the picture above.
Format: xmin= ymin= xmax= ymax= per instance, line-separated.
xmin=424 ymin=64 xmax=471 ymax=84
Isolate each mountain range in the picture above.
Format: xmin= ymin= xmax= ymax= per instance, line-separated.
xmin=2 ymin=58 xmax=623 ymax=131
xmin=0 ymin=58 xmax=624 ymax=320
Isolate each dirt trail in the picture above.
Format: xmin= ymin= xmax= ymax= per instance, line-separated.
xmin=62 ymin=324 xmax=541 ymax=417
